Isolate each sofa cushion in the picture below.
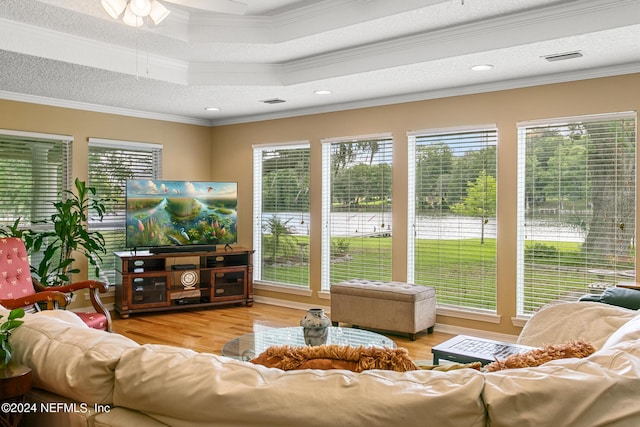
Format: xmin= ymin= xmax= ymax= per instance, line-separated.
xmin=517 ymin=301 xmax=636 ymax=349
xmin=484 ymin=355 xmax=640 ymax=427
xmin=10 ymin=310 xmax=139 ymax=404
xmin=34 ymin=309 xmax=90 ymax=327
xmin=486 ymin=303 xmax=640 ymax=427
xmin=114 ymin=344 xmax=486 ymax=427
xmin=602 ymin=310 xmax=640 ymax=349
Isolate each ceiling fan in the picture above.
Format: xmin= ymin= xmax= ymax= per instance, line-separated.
xmin=101 ymin=0 xmax=248 ymax=27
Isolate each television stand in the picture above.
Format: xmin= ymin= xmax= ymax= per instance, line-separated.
xmin=114 ymin=247 xmax=254 ymax=318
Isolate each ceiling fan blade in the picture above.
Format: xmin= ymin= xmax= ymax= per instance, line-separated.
xmin=163 ymin=0 xmax=248 ymax=14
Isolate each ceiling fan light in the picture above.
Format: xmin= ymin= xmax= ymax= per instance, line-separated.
xmin=101 ymin=0 xmax=127 ymax=19
xmin=149 ymin=0 xmax=170 ymax=25
xmin=129 ymin=0 xmax=152 ymax=17
xmin=122 ymin=5 xmax=144 ymax=26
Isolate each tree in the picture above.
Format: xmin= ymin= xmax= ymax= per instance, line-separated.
xmin=415 ymin=143 xmax=453 ymax=211
xmin=261 ymin=147 xmax=310 ymax=212
xmin=451 ymin=171 xmax=497 ymax=244
xmin=582 ymin=120 xmax=635 ymax=260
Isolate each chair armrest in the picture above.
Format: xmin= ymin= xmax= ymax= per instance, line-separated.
xmin=0 ymin=291 xmax=70 ymax=310
xmin=35 ymin=280 xmax=109 ymax=294
xmin=33 ymin=279 xmax=112 ymax=332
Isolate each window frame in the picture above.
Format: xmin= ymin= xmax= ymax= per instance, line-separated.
xmin=407 ymin=125 xmax=498 ymax=314
xmin=252 ymin=141 xmax=311 ymax=288
xmin=516 ymin=112 xmax=637 ymax=316
xmin=320 ymin=133 xmax=394 ymax=291
xmin=87 ymin=137 xmax=163 ymax=284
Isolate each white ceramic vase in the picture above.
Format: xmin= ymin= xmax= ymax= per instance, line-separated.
xmin=300 ymin=308 xmax=331 ymax=346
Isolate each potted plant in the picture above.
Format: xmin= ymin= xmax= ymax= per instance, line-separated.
xmin=0 ymin=178 xmax=108 ymax=286
xmin=0 ymin=308 xmax=25 ymax=367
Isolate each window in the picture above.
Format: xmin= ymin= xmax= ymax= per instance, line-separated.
xmin=0 ymin=130 xmax=72 ymax=227
xmin=253 ymin=142 xmax=310 ymax=287
xmin=321 ymin=134 xmax=393 ymax=290
xmin=0 ymin=130 xmax=72 ymax=274
xmin=517 ymin=112 xmax=636 ymax=315
xmin=407 ymin=126 xmax=497 ymax=312
xmin=88 ymin=138 xmax=162 ymax=284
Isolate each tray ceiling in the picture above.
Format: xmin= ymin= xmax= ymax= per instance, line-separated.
xmin=0 ymin=0 xmax=639 ymax=125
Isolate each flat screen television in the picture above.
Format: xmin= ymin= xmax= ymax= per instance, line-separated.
xmin=125 ymin=180 xmax=238 ymax=253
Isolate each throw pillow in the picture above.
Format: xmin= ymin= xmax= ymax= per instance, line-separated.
xmin=250 ymin=344 xmax=420 ymax=372
xmin=485 ymin=340 xmax=595 ymax=372
xmin=600 ymin=287 xmax=640 ymax=310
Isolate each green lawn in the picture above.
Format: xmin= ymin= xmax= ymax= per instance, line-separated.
xmin=260 ymin=235 xmax=631 ymax=313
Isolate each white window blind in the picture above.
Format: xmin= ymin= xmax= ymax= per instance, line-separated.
xmin=321 ymin=134 xmax=393 ymax=290
xmin=253 ymin=142 xmax=310 ymax=287
xmin=407 ymin=126 xmax=497 ymax=312
xmin=0 ymin=130 xmax=72 ymax=228
xmin=88 ymin=138 xmax=162 ymax=284
xmin=517 ymin=112 xmax=636 ymax=315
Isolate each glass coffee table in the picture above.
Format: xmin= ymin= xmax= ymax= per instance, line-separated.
xmin=222 ymin=326 xmax=396 ymax=361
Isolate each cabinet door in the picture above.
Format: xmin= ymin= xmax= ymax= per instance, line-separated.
xmin=211 ymin=267 xmax=246 ymax=301
xmin=130 ymin=274 xmax=169 ymax=308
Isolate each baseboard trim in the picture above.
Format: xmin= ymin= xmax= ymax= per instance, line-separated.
xmin=254 ymin=295 xmax=330 ymax=313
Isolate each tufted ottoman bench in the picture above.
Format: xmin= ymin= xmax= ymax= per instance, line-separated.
xmin=330 ymin=279 xmax=436 ymax=340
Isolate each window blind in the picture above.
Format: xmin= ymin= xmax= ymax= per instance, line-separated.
xmin=407 ymin=126 xmax=497 ymax=312
xmin=516 ymin=112 xmax=636 ymax=315
xmin=88 ymin=138 xmax=162 ymax=284
xmin=0 ymin=131 xmax=72 ymax=228
xmin=321 ymin=134 xmax=393 ymax=290
xmin=253 ymin=142 xmax=310 ymax=287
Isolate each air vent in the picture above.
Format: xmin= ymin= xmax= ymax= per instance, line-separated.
xmin=543 ymin=51 xmax=583 ymax=62
xmin=260 ymin=98 xmax=286 ymax=104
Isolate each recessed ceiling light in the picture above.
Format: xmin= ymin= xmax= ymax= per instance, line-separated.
xmin=204 ymin=107 xmax=220 ymax=111
xmin=471 ymin=64 xmax=494 ymax=71
xmin=314 ymin=90 xmax=332 ymax=95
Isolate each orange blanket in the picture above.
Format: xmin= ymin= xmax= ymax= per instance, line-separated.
xmin=250 ymin=344 xmax=420 ymax=372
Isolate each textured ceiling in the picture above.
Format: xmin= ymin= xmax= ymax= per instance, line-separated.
xmin=0 ymin=0 xmax=639 ymax=126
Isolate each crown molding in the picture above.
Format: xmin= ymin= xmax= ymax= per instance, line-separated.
xmin=0 ymin=90 xmax=212 ymax=126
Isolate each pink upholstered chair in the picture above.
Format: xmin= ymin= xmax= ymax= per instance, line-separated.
xmin=0 ymin=237 xmax=112 ymax=331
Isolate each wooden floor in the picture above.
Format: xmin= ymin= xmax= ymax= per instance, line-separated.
xmin=112 ymin=303 xmax=454 ymax=362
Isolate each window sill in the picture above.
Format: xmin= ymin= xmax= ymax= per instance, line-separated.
xmin=254 ymin=281 xmax=313 ymax=297
xmin=511 ymin=316 xmax=530 ymax=328
xmin=436 ymin=306 xmax=501 ymax=324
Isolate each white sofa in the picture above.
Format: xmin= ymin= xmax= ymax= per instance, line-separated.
xmin=6 ymin=301 xmax=640 ymax=427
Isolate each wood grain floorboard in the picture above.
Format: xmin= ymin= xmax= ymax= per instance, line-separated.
xmin=112 ymin=303 xmax=453 ymax=362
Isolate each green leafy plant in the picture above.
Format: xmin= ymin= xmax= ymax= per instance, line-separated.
xmin=0 ymin=308 xmax=25 ymax=366
xmin=0 ymin=178 xmax=108 ymax=286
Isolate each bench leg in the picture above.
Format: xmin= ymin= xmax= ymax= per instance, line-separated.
xmin=409 ymin=333 xmax=417 ymax=341
xmin=427 ymin=326 xmax=434 ymax=334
